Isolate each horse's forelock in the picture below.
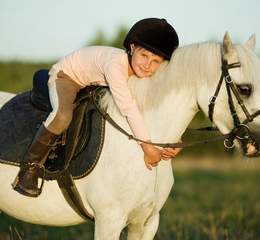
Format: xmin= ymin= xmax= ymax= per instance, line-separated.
xmin=235 ymin=45 xmax=260 ymax=87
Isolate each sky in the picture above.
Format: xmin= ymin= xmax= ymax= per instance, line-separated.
xmin=0 ymin=0 xmax=260 ymax=62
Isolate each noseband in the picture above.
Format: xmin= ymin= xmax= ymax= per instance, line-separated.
xmin=208 ymin=55 xmax=260 ymax=150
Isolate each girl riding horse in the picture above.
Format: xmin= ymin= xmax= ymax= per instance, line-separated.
xmin=12 ymin=18 xmax=181 ymax=197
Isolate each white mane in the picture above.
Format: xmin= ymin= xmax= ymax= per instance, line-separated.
xmin=101 ymin=41 xmax=260 ymax=116
xmin=101 ymin=42 xmax=221 ymax=112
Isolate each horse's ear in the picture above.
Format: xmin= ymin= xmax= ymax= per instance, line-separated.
xmin=244 ymin=34 xmax=256 ymax=50
xmin=223 ymin=32 xmax=233 ymax=57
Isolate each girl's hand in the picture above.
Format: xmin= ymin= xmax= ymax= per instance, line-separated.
xmin=141 ymin=143 xmax=162 ymax=170
xmin=161 ymin=147 xmax=182 ymax=160
xmin=246 ymin=143 xmax=257 ymax=156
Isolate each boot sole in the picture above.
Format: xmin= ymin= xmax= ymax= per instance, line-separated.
xmin=12 ymin=183 xmax=40 ymax=198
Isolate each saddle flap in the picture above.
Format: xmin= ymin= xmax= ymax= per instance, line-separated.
xmin=0 ymin=88 xmax=106 ymax=180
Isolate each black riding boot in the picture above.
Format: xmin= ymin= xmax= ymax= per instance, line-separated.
xmin=12 ymin=124 xmax=59 ymax=197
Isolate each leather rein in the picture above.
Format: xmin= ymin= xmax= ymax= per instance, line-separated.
xmin=91 ymin=54 xmax=260 ymax=150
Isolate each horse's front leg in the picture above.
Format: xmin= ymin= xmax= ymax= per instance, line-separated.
xmin=94 ymin=209 xmax=127 ymax=240
xmin=141 ymin=213 xmax=159 ymax=240
xmin=127 ymin=213 xmax=159 ymax=240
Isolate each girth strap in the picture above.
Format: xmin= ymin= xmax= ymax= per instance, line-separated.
xmin=57 ymin=169 xmax=94 ymax=221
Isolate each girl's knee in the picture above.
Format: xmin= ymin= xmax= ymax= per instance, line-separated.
xmin=47 ymin=108 xmax=73 ymax=132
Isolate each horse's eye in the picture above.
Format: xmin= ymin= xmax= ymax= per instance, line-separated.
xmin=236 ymin=84 xmax=252 ymax=97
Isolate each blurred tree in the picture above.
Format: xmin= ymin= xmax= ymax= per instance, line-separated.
xmin=87 ymin=25 xmax=128 ymax=49
xmin=109 ymin=25 xmax=128 ymax=49
xmin=88 ymin=28 xmax=109 ymax=46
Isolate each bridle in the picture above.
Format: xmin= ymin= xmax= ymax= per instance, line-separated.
xmin=90 ymin=52 xmax=260 ymax=154
xmin=208 ymin=54 xmax=260 ymax=152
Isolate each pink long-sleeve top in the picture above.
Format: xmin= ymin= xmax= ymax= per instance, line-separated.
xmin=49 ymin=46 xmax=150 ymax=141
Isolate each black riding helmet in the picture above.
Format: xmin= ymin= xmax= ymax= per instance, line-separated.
xmin=123 ymin=18 xmax=179 ymax=60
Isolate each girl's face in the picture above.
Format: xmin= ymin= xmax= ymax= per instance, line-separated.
xmin=129 ymin=45 xmax=165 ymax=78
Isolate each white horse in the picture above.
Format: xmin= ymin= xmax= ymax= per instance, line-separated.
xmin=0 ymin=33 xmax=260 ymax=240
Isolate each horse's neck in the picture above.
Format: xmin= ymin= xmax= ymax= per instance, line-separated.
xmin=145 ymin=43 xmax=223 ymax=142
xmin=144 ymin=89 xmax=198 ymax=142
xmin=144 ymin=43 xmax=222 ymax=141
xmin=102 ymin=43 xmax=222 ymax=143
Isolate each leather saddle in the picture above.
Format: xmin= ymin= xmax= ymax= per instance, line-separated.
xmin=0 ymin=69 xmax=107 ymax=180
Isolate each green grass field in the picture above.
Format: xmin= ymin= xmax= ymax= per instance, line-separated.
xmin=0 ymin=161 xmax=259 ymax=240
xmin=0 ymin=62 xmax=52 ymax=93
xmin=157 ymin=167 xmax=260 ymax=240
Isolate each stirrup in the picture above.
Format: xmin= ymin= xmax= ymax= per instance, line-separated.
xmin=12 ymin=165 xmax=46 ymax=198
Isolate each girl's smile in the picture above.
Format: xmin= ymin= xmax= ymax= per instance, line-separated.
xmin=129 ymin=44 xmax=165 ymax=78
